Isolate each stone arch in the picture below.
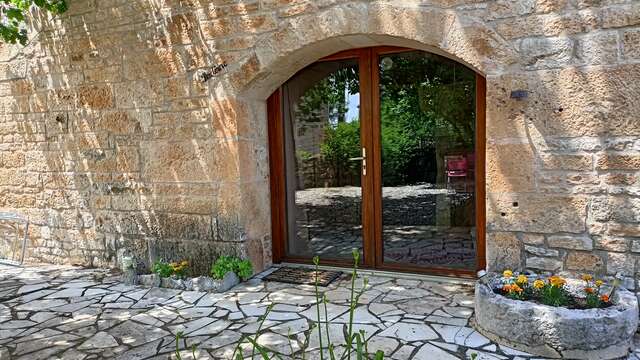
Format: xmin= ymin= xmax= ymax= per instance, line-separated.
xmin=222 ymin=2 xmax=522 ymax=271
xmin=235 ymin=2 xmax=521 ymax=100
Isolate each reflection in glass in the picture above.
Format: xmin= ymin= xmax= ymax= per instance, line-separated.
xmin=282 ymin=59 xmax=362 ymax=259
xmin=379 ymin=51 xmax=477 ymax=270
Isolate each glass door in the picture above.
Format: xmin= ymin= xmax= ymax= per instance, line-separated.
xmin=271 ymin=47 xmax=484 ymax=276
xmin=373 ymin=49 xmax=479 ymax=272
xmin=280 ymin=54 xmax=370 ymax=261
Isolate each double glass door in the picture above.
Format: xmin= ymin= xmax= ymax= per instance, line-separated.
xmin=271 ymin=47 xmax=485 ymax=276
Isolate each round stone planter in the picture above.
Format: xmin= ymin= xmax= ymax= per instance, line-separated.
xmin=474 ymin=275 xmax=638 ymax=359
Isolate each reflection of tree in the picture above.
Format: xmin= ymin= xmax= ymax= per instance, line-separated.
xmin=297 ymin=66 xmax=359 ymax=125
xmin=295 ymin=66 xmax=361 ymax=186
xmin=380 ymin=52 xmax=475 ymax=186
xmin=294 ymin=52 xmax=476 ymax=188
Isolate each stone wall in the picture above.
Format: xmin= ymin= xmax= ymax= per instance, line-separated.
xmin=0 ymin=0 xmax=638 ymax=284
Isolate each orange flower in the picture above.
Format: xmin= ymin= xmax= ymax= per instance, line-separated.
xmin=584 ymin=287 xmax=594 ymax=294
xmin=502 ymin=284 xmax=512 ymax=292
xmin=600 ymin=294 xmax=610 ymax=303
xmin=511 ymin=284 xmax=523 ymax=293
xmin=548 ymin=276 xmax=566 ymax=287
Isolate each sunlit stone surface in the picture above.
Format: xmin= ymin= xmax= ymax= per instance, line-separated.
xmin=2 ymin=264 xmax=640 ymax=359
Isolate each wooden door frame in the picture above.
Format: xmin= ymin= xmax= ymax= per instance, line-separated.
xmin=267 ymin=47 xmax=486 ymax=278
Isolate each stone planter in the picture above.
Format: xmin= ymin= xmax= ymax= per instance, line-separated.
xmin=474 ymin=274 xmax=639 ymax=359
xmin=136 ymin=271 xmax=240 ymax=293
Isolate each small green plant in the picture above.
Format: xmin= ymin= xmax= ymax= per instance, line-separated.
xmin=152 ymin=259 xmax=189 ymax=279
xmin=211 ymin=256 xmax=253 ymax=281
xmin=152 ymin=261 xmax=173 ymax=278
xmin=228 ymin=250 xmax=384 ymax=359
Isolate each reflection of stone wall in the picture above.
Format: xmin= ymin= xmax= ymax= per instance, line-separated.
xmin=0 ymin=0 xmax=636 ymax=288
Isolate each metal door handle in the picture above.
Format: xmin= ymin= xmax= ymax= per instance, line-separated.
xmin=348 ymin=148 xmax=366 ymax=176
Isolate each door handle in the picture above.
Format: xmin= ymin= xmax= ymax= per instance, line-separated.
xmin=348 ymin=148 xmax=367 ymax=176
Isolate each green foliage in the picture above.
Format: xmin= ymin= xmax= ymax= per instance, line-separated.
xmin=152 ymin=259 xmax=189 ymax=278
xmin=211 ymin=256 xmax=253 ymax=281
xmin=585 ymin=292 xmax=601 ymax=309
xmin=0 ymin=0 xmax=68 ymax=45
xmin=320 ymin=120 xmax=361 ymax=182
xmin=297 ymin=65 xmax=359 ymax=124
xmin=152 ymin=261 xmax=173 ymax=278
xmin=540 ymin=284 xmax=570 ymax=307
xmin=297 ymin=51 xmax=477 ymax=188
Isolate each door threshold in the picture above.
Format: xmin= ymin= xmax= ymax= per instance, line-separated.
xmin=276 ymin=262 xmax=476 ymax=285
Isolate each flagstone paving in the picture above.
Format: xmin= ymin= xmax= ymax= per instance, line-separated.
xmin=0 ymin=264 xmax=639 ymax=359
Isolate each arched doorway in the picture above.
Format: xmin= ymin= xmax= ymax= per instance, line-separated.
xmin=268 ymin=47 xmax=485 ymax=277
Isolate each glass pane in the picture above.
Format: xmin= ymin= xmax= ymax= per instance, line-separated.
xmin=379 ymin=51 xmax=477 ymax=270
xmin=282 ymin=59 xmax=362 ymax=259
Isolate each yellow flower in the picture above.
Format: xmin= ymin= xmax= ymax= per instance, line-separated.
xmin=533 ymin=280 xmax=545 ymax=289
xmin=581 ymin=274 xmax=593 ymax=282
xmin=595 ymin=280 xmax=604 ymax=287
xmin=180 ymin=260 xmax=189 ymax=266
xmin=516 ymin=275 xmax=528 ymax=284
xmin=503 ymin=270 xmax=513 ymax=278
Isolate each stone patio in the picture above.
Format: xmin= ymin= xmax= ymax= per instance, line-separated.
xmin=0 ymin=264 xmax=639 ymax=360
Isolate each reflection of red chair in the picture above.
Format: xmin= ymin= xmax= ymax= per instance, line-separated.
xmin=445 ymin=155 xmax=468 ymax=192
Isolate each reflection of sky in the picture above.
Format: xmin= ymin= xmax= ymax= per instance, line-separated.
xmin=345 ymin=87 xmax=360 ymax=123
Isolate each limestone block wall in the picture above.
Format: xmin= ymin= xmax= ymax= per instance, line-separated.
xmin=0 ymin=0 xmax=637 ymax=282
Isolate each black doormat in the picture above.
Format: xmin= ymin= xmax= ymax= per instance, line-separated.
xmin=263 ymin=267 xmax=342 ymax=286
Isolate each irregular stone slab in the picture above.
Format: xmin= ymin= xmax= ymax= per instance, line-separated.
xmin=256 ymin=332 xmax=300 ymax=355
xmin=79 ymin=331 xmax=119 ymax=349
xmin=367 ymin=336 xmax=399 ymax=355
xmin=137 ymin=274 xmax=161 ymax=288
xmin=199 ymin=330 xmax=242 ymax=349
xmin=117 ymin=339 xmax=162 ymax=360
xmin=300 ymin=303 xmax=349 ymax=321
xmin=17 ymin=283 xmax=50 ymax=294
xmin=189 ymin=319 xmax=231 ymax=336
xmin=392 ymin=344 xmax=416 ymax=359
xmin=218 ymin=271 xmax=240 ymax=292
xmin=237 ymin=291 xmax=268 ymax=304
xmin=196 ymin=293 xmax=227 ymax=307
xmin=378 ymin=322 xmax=438 ymax=341
xmin=397 ymin=298 xmax=448 ymax=316
xmin=15 ymin=299 xmax=67 ymax=311
xmin=110 ymin=320 xmax=169 ymax=346
xmin=413 ymin=343 xmax=459 ymax=360
xmin=270 ymin=319 xmax=309 ymax=335
xmin=169 ymin=317 xmax=216 ymax=335
xmin=0 ymin=320 xmax=36 ymax=329
xmin=46 ymin=288 xmax=84 ymax=298
xmin=191 ymin=276 xmax=218 ymax=292
xmin=14 ymin=333 xmax=79 ymax=355
xmin=180 ymin=291 xmax=206 ymax=304
xmin=431 ymin=324 xmax=462 ymax=343
xmin=333 ymin=306 xmax=380 ymax=324
xmin=265 ymin=311 xmax=299 ymax=321
xmin=178 ymin=306 xmax=214 ymax=319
